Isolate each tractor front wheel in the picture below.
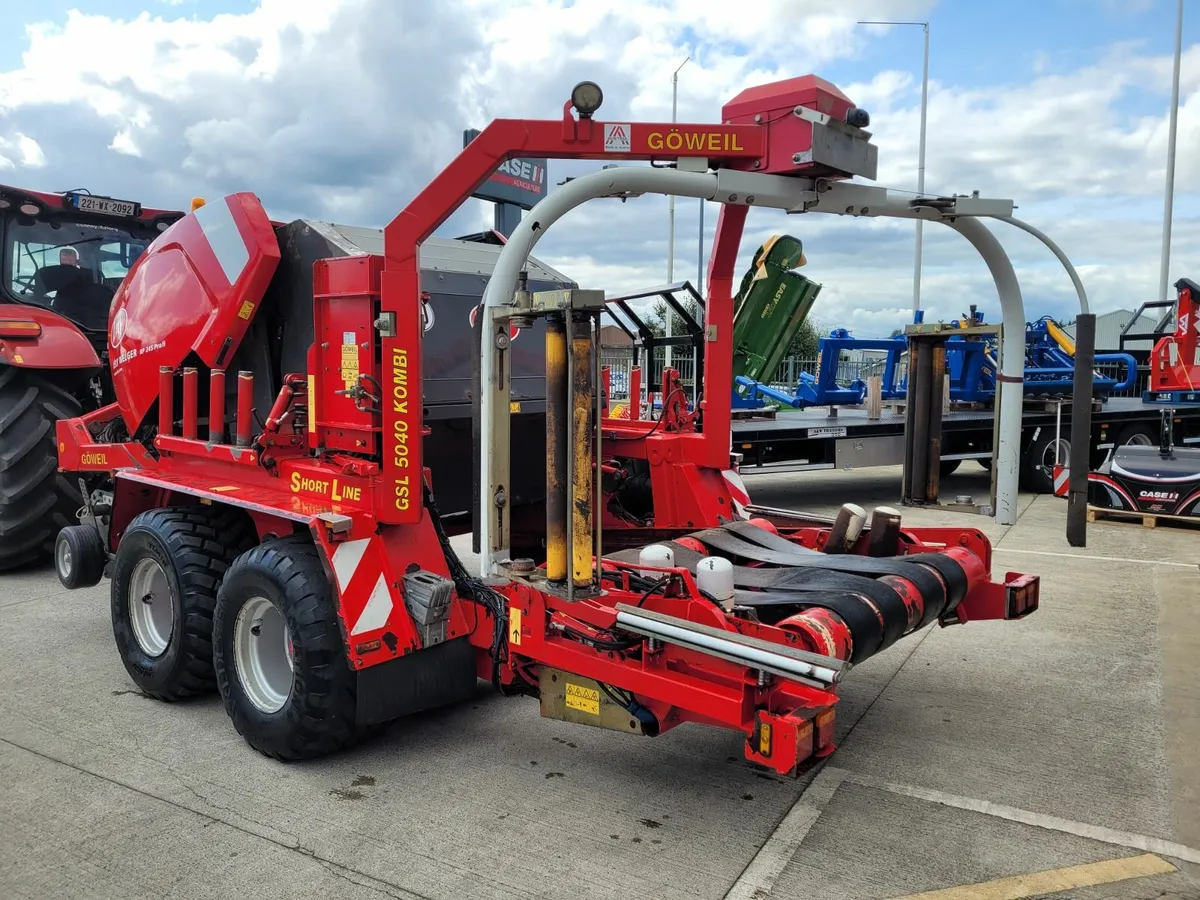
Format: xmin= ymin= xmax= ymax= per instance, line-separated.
xmin=213 ymin=535 xmax=362 ymax=761
xmin=0 ymin=368 xmax=84 ymax=571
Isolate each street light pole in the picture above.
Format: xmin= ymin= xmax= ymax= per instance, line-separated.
xmin=859 ymin=20 xmax=930 ymax=313
xmin=665 ymin=55 xmax=688 ymax=369
xmin=1158 ymin=0 xmax=1184 ymax=304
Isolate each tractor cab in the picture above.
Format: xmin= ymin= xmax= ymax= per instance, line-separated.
xmin=0 ymin=185 xmax=183 ymax=339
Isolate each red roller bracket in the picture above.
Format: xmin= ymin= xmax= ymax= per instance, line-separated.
xmin=236 ymin=370 xmax=254 ymax=447
xmin=158 ymin=365 xmax=174 ymax=436
xmin=181 ymin=367 xmax=198 ymax=440
xmin=209 ymin=369 xmax=226 ymax=444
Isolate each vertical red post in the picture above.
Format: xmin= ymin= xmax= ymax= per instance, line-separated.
xmin=703 ymin=204 xmax=749 ymax=468
xmin=630 ymin=366 xmax=641 ymax=420
xmin=181 ymin=367 xmax=198 ymax=440
xmin=236 ymin=371 xmax=254 ymax=447
xmin=601 ymin=365 xmax=611 ymax=416
xmin=208 ymin=369 xmax=226 ymax=444
xmin=158 ymin=365 xmax=174 ymax=436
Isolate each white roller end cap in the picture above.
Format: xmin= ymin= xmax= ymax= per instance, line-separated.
xmin=696 ymin=556 xmax=735 ymax=611
xmin=639 ymin=544 xmax=675 ymax=569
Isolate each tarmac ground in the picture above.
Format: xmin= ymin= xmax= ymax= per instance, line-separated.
xmin=2 ymin=463 xmax=1198 ymax=899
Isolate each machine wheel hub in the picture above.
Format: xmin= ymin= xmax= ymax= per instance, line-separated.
xmin=233 ymin=596 xmax=294 ymax=714
xmin=128 ymin=557 xmax=174 ymax=657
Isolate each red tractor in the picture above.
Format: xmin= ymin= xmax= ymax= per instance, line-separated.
xmin=0 ymin=184 xmax=184 ymax=570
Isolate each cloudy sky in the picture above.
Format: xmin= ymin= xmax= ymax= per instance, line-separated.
xmin=2 ymin=0 xmax=1197 ymax=337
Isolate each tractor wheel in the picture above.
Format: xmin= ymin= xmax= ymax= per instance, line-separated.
xmin=110 ymin=506 xmax=256 ymax=701
xmin=0 ymin=368 xmax=84 ymax=571
xmin=213 ymin=535 xmax=361 ymax=761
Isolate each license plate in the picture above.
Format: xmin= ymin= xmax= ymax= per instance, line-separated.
xmin=69 ymin=194 xmax=139 ymax=217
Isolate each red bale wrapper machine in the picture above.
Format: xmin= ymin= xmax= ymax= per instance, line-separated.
xmin=53 ymin=75 xmax=1040 ymax=773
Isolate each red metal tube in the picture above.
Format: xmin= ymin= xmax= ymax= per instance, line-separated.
xmin=263 ymin=384 xmax=295 ymax=433
xmin=236 ymin=371 xmax=254 ymax=447
xmin=208 ymin=369 xmax=226 ymax=444
xmin=158 ymin=366 xmax=174 ymax=436
xmin=181 ymin=367 xmax=198 ymax=440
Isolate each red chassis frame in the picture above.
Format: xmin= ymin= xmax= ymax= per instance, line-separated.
xmin=57 ymin=76 xmax=1040 ymax=774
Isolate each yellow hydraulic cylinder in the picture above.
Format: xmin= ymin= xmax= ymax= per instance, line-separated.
xmin=570 ymin=315 xmax=594 ymax=588
xmin=545 ymin=315 xmax=568 ymax=583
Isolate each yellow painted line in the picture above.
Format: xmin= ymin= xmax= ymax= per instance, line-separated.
xmin=886 ymin=853 xmax=1176 ymax=900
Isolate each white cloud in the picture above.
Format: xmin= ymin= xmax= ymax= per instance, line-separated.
xmin=0 ymin=0 xmax=1197 ymax=340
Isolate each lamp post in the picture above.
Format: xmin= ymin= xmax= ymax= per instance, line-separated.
xmin=665 ymin=55 xmax=689 ymax=369
xmin=858 ymin=19 xmax=929 ymax=313
xmin=1158 ymin=0 xmax=1184 ymax=304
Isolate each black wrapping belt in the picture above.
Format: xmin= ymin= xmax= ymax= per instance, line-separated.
xmin=698 ymin=522 xmax=970 ymax=625
xmin=608 ymin=522 xmax=972 ymax=665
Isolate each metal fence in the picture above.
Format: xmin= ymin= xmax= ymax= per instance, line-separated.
xmin=601 ymin=345 xmax=1149 ymax=404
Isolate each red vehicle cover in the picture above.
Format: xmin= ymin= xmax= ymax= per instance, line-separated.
xmin=108 ymin=193 xmax=281 ymax=431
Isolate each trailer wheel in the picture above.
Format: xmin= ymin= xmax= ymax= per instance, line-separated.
xmin=1022 ymin=430 xmax=1069 ymax=494
xmin=110 ymin=506 xmax=256 ymax=701
xmin=213 ymin=535 xmax=361 ymax=761
xmin=1115 ymin=423 xmax=1156 ymax=447
xmin=939 ymin=459 xmax=961 ymax=478
xmin=0 ymin=368 xmax=84 ymax=571
xmin=55 ymin=524 xmax=107 ymax=589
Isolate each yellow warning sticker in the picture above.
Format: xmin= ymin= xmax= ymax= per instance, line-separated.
xmin=237 ymin=300 xmax=255 ymax=320
xmin=510 ymin=401 xmax=521 ymax=413
xmin=565 ymin=682 xmax=600 ymax=716
xmin=340 ymin=343 xmax=359 ymax=389
xmin=508 ymin=607 xmax=522 ymax=645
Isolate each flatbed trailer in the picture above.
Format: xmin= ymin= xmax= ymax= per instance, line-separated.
xmin=730 ymin=396 xmax=1200 ymax=493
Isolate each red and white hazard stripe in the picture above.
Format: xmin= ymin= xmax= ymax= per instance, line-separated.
xmin=721 ymin=468 xmax=752 ymax=519
xmin=1052 ymin=465 xmax=1069 ymax=498
xmin=328 ymin=537 xmax=396 ymax=636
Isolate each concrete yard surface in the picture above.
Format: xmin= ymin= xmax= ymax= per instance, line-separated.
xmin=2 ymin=464 xmax=1198 ymax=899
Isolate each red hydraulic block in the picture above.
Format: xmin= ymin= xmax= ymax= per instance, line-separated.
xmin=236 ymin=371 xmax=254 ymax=447
xmin=181 ymin=367 xmax=198 ymax=440
xmin=158 ymin=365 xmax=174 ymax=436
xmin=209 ymin=369 xmax=226 ymax=444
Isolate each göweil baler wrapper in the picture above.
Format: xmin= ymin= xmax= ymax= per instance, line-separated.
xmin=53 ymin=75 xmax=1039 ymax=773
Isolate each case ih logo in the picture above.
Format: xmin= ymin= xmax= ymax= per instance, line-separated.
xmin=492 ymin=159 xmax=545 ymax=194
xmin=1140 ymin=490 xmax=1179 ymax=501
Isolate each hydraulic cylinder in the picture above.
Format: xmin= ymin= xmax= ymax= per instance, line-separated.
xmin=545 ymin=314 xmax=568 ymax=583
xmin=571 ymin=312 xmax=594 ymax=588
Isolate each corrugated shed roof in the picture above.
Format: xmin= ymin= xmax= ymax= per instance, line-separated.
xmin=1061 ymin=308 xmax=1170 ymax=351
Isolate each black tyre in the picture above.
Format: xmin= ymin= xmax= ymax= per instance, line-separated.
xmin=55 ymin=524 xmax=107 ymax=589
xmin=110 ymin=506 xmax=255 ymax=701
xmin=1022 ymin=429 xmax=1069 ymax=494
xmin=978 ymin=457 xmax=992 ymax=471
xmin=213 ymin=535 xmax=361 ymax=761
xmin=1115 ymin=422 xmax=1156 ymax=448
xmin=0 ymin=368 xmax=84 ymax=571
xmin=939 ymin=459 xmax=961 ymax=478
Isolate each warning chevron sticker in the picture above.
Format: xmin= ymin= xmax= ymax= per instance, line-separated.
xmin=604 ymin=123 xmax=631 ymax=152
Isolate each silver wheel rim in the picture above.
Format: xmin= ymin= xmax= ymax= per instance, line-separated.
xmin=1124 ymin=433 xmax=1153 ymax=446
xmin=233 ymin=596 xmax=293 ymax=714
xmin=128 ymin=558 xmax=174 ymax=657
xmin=56 ymin=537 xmax=73 ymax=581
xmin=1040 ymin=438 xmax=1070 ymax=471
